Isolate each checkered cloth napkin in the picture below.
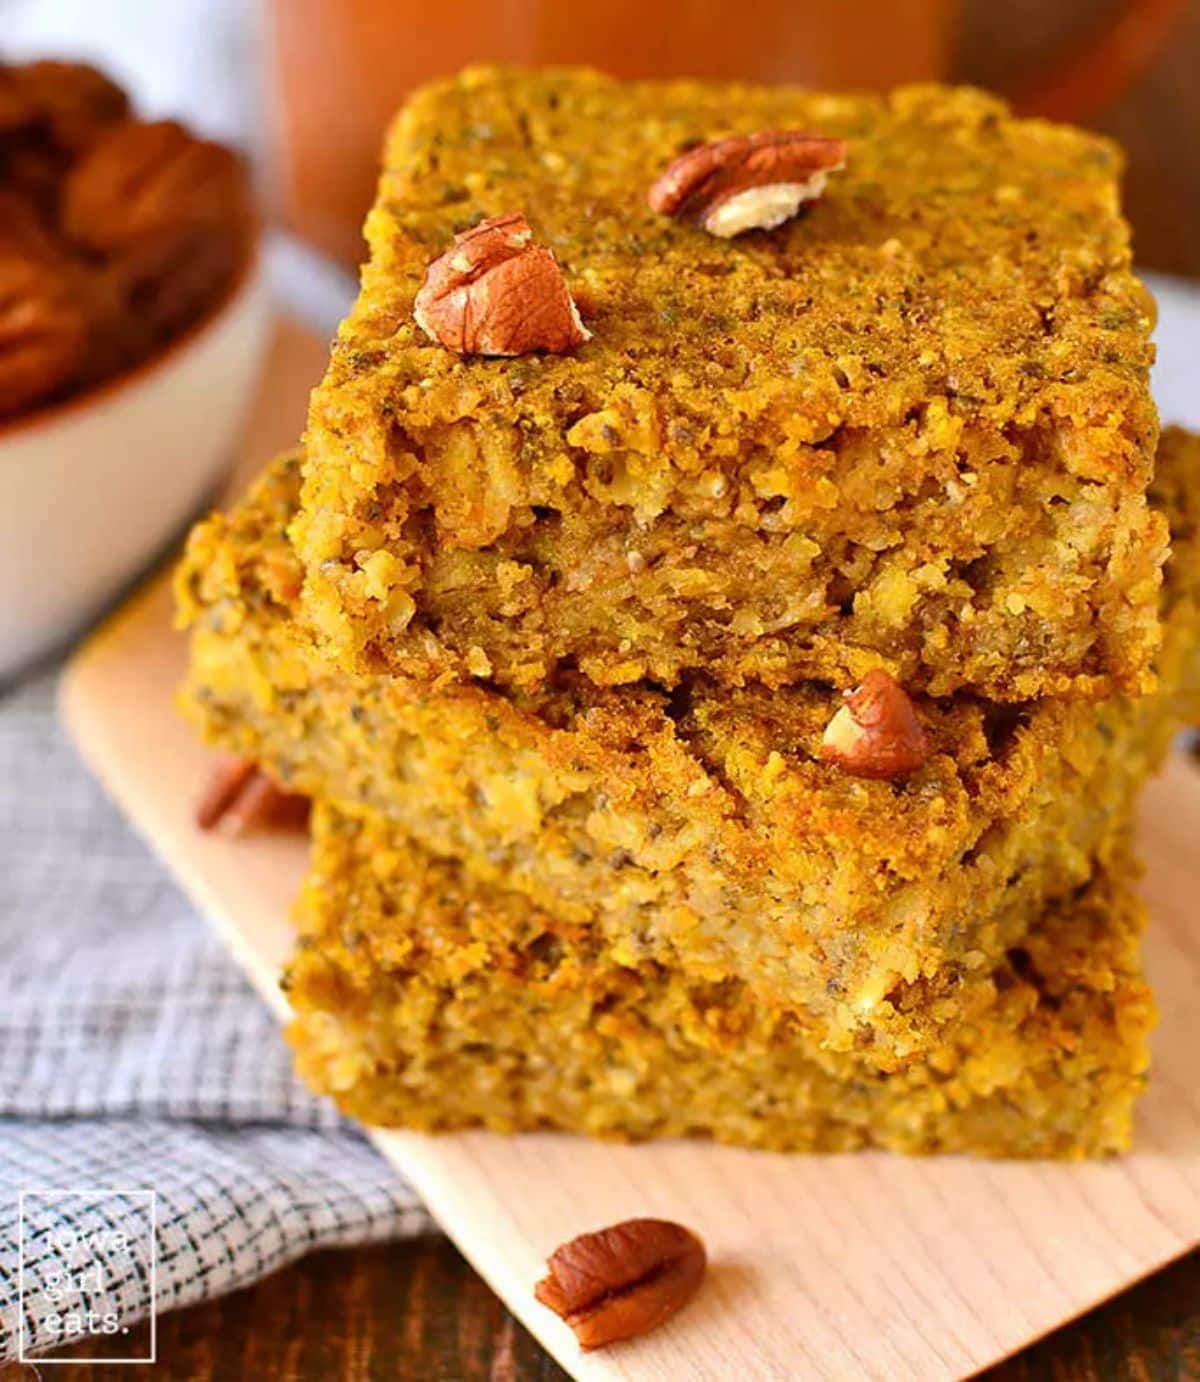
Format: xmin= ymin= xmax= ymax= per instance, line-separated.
xmin=0 ymin=667 xmax=431 ymax=1362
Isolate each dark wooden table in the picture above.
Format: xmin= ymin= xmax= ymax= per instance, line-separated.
xmin=18 ymin=3 xmax=1200 ymax=1378
xmin=14 ymin=1230 xmax=1200 ymax=1380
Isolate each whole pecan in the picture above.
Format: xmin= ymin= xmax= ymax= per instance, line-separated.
xmin=534 ymin=1218 xmax=706 ymax=1350
xmin=14 ymin=60 xmax=129 ymax=151
xmin=413 ymin=212 xmax=590 ymax=356
xmin=820 ymin=669 xmax=930 ymax=780
xmin=62 ymin=120 xmax=248 ymax=254
xmin=0 ymin=250 xmax=88 ymax=417
xmin=648 ymin=131 xmax=847 ymax=238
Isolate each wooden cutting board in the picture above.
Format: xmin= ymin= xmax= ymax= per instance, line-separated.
xmin=60 ymin=322 xmax=1200 ymax=1381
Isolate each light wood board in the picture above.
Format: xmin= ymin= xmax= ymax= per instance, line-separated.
xmin=60 ymin=322 xmax=1200 ymax=1381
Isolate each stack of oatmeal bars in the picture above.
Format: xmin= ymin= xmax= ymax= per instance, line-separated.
xmin=177 ymin=68 xmax=1200 ymax=1156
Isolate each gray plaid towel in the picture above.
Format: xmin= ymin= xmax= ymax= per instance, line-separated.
xmin=0 ymin=667 xmax=431 ymax=1364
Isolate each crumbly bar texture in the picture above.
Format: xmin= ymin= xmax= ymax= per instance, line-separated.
xmin=286 ymin=804 xmax=1154 ymax=1158
xmin=296 ymin=67 xmax=1163 ymax=701
xmin=176 ymin=429 xmax=1200 ymax=1064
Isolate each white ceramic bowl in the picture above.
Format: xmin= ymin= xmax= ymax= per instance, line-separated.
xmin=0 ymin=252 xmax=270 ymax=680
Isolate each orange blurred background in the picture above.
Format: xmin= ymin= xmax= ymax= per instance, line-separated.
xmin=263 ymin=0 xmax=1200 ymax=277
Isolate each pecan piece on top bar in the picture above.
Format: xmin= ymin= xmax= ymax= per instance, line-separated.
xmin=414 ymin=213 xmax=590 ymax=356
xmin=649 ymin=130 xmax=846 ymax=237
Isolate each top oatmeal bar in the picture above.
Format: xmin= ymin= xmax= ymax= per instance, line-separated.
xmin=298 ymin=67 xmax=1163 ymax=699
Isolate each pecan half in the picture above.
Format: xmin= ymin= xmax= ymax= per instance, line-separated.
xmin=0 ymin=251 xmax=88 ymax=417
xmin=195 ymin=757 xmax=310 ymax=836
xmin=413 ymin=212 xmax=590 ymax=356
xmin=534 ymin=1218 xmax=706 ymax=1350
xmin=649 ymin=131 xmax=847 ymax=238
xmin=62 ymin=120 xmax=248 ymax=254
xmin=821 ymin=669 xmax=930 ymax=780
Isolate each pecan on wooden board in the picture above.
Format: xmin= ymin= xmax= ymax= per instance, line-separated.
xmin=535 ymin=1218 xmax=706 ymax=1350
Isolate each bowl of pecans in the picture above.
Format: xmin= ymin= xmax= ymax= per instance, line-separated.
xmin=0 ymin=59 xmax=269 ymax=679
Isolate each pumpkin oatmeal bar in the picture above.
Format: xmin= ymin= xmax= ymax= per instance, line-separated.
xmin=176 ymin=429 xmax=1200 ymax=1063
xmin=296 ymin=67 xmax=1163 ymax=701
xmin=286 ymin=805 xmax=1154 ymax=1158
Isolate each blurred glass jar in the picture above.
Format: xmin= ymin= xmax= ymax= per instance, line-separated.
xmin=263 ymin=0 xmax=1182 ymax=267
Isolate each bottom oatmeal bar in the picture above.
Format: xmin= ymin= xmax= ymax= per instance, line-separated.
xmin=286 ymin=805 xmax=1154 ymax=1158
